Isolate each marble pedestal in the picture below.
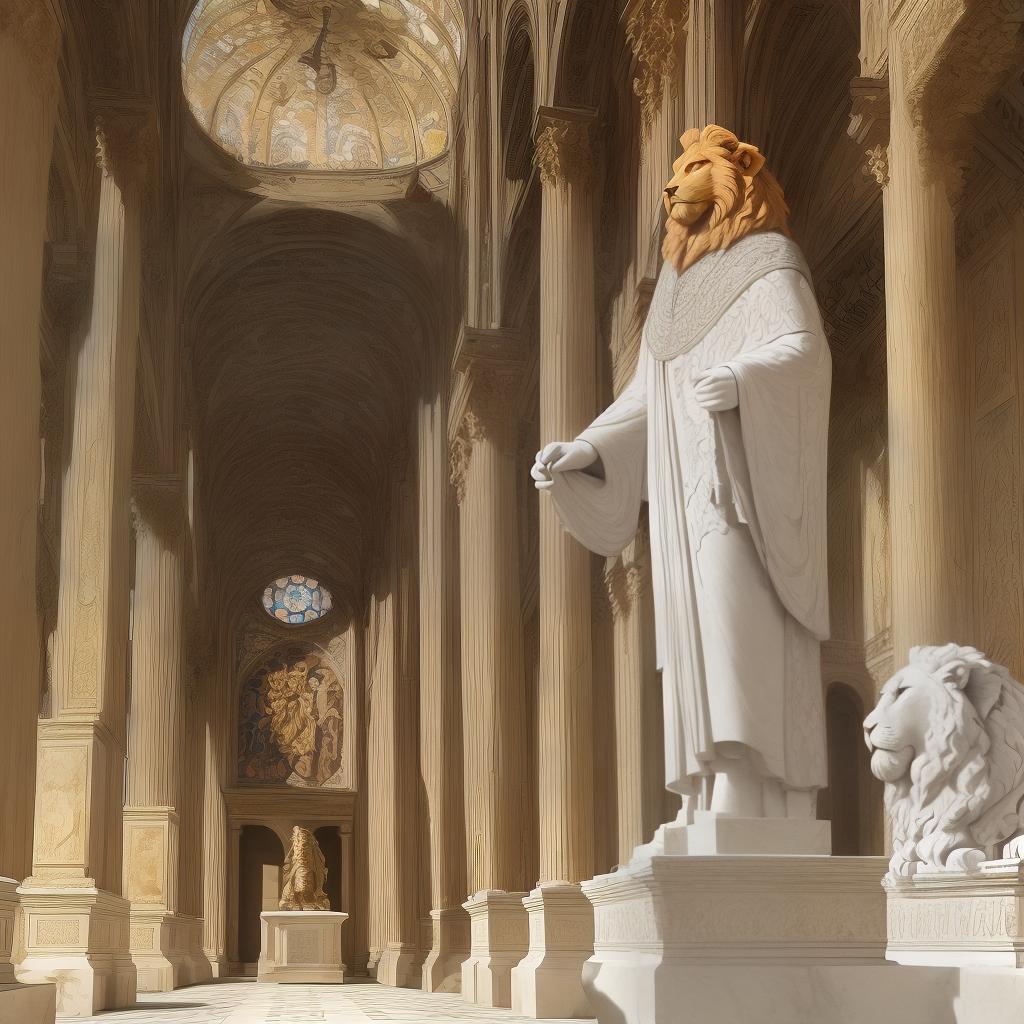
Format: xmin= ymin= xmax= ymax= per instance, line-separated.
xmin=511 ymin=884 xmax=594 ymax=1019
xmin=581 ymin=827 xmax=891 ymax=1024
xmin=461 ymin=890 xmax=528 ymax=1008
xmin=257 ymin=911 xmax=347 ymax=984
xmin=885 ymin=858 xmax=1024 ymax=966
xmin=16 ymin=884 xmax=136 ymax=1017
xmin=421 ymin=907 xmax=470 ymax=992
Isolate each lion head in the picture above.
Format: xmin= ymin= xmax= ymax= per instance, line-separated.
xmin=280 ymin=826 xmax=330 ymax=911
xmin=662 ymin=124 xmax=790 ymax=275
xmin=864 ymin=644 xmax=1024 ymax=877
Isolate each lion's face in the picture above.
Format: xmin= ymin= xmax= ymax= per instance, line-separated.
xmin=661 ymin=125 xmax=789 ymax=275
xmin=863 ymin=664 xmax=937 ymax=782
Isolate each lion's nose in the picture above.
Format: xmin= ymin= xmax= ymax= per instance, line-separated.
xmin=664 ymin=185 xmax=678 ymax=198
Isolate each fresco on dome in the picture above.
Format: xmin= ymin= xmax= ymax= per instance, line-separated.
xmin=182 ymin=0 xmax=461 ymax=172
xmin=238 ymin=647 xmax=345 ymax=787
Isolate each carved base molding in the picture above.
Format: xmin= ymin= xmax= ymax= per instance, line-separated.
xmin=886 ymin=859 xmax=1024 ymax=967
xmin=373 ymin=939 xmax=418 ymax=988
xmin=15 ymin=885 xmax=135 ymax=1017
xmin=460 ymin=890 xmax=528 ymax=1008
xmin=257 ymin=911 xmax=347 ymax=985
xmin=581 ymin=851 xmax=890 ymax=1023
xmin=0 ymin=879 xmax=18 ymax=985
xmin=129 ymin=911 xmax=207 ymax=992
xmin=511 ymin=884 xmax=595 ymax=1019
xmin=420 ymin=907 xmax=469 ymax=992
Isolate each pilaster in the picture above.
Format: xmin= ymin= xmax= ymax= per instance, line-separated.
xmin=683 ymin=0 xmax=743 ymax=131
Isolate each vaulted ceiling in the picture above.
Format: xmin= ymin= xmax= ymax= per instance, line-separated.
xmin=185 ymin=205 xmax=453 ymax=621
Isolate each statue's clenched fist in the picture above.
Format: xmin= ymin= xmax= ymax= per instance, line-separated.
xmin=693 ymin=366 xmax=739 ymax=412
xmin=531 ymin=439 xmax=600 ymax=490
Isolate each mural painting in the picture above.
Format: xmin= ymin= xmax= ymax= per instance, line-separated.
xmin=238 ymin=647 xmax=345 ymax=787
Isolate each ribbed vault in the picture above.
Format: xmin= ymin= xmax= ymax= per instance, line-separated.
xmin=187 ymin=209 xmax=441 ymax=617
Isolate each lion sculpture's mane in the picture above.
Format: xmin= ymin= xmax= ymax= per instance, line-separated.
xmin=873 ymin=644 xmax=1024 ymax=876
xmin=280 ymin=826 xmax=330 ymax=911
xmin=662 ymin=124 xmax=791 ymax=276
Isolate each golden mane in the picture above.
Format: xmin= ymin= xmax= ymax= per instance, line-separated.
xmin=662 ymin=125 xmax=791 ymax=275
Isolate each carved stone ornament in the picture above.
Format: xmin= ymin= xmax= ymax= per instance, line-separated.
xmin=94 ymin=101 xmax=157 ymax=186
xmin=848 ymin=75 xmax=890 ymax=188
xmin=131 ymin=476 xmax=187 ymax=542
xmin=625 ymin=0 xmax=688 ymax=128
xmin=280 ymin=826 xmax=331 ymax=911
xmin=865 ymin=644 xmax=1024 ymax=878
xmin=534 ymin=108 xmax=596 ymax=189
xmin=0 ymin=0 xmax=61 ymax=78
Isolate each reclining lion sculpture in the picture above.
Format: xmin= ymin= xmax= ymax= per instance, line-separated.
xmin=865 ymin=644 xmax=1024 ymax=877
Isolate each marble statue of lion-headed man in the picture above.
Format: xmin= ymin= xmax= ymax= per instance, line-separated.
xmin=865 ymin=644 xmax=1024 ymax=877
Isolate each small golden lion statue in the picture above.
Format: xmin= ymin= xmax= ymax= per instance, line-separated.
xmin=279 ymin=826 xmax=330 ymax=911
xmin=662 ymin=123 xmax=790 ymax=275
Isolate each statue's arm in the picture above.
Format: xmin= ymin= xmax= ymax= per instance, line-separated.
xmin=538 ymin=346 xmax=650 ymax=557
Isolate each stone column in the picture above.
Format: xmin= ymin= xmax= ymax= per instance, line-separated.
xmin=511 ymin=108 xmax=597 ymax=1020
xmin=123 ymin=479 xmax=187 ymax=993
xmin=340 ymin=825 xmax=354 ymax=967
xmin=871 ymin=7 xmax=974 ymax=663
xmin=227 ymin=824 xmax=242 ymax=970
xmin=684 ymin=0 xmax=743 ymax=130
xmin=18 ymin=101 xmax=153 ymax=1018
xmin=450 ymin=328 xmax=531 ymax=1009
xmin=0 ymin=6 xmax=60 ymax=1019
xmin=418 ymin=379 xmax=469 ymax=992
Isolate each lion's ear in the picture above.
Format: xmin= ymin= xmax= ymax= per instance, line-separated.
xmin=680 ymin=128 xmax=700 ymax=151
xmin=731 ymin=142 xmax=766 ymax=177
xmin=964 ymin=668 xmax=1002 ymax=720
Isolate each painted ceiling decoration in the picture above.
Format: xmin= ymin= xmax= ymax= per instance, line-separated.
xmin=182 ymin=0 xmax=463 ymax=172
xmin=263 ymin=575 xmax=334 ymax=623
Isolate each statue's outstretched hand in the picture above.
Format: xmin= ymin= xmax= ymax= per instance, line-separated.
xmin=694 ymin=367 xmax=739 ymax=412
xmin=532 ymin=440 xmax=599 ymax=491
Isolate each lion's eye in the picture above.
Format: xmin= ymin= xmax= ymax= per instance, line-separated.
xmin=684 ymin=160 xmax=708 ymax=174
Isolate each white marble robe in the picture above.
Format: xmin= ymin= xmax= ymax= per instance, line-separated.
xmin=548 ymin=230 xmax=831 ymax=796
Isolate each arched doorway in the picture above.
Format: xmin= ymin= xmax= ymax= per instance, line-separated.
xmin=238 ymin=825 xmax=284 ymax=966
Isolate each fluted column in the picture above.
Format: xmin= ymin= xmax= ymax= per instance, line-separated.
xmin=0 ymin=5 xmax=59 ymax=1006
xmin=418 ymin=377 xmax=469 ymax=992
xmin=684 ymin=0 xmax=743 ymax=130
xmin=511 ymin=107 xmax=597 ymax=1021
xmin=450 ymin=328 xmax=530 ymax=1008
xmin=876 ymin=10 xmax=969 ymax=662
xmin=123 ymin=478 xmax=187 ymax=992
xmin=19 ymin=101 xmax=153 ymax=1017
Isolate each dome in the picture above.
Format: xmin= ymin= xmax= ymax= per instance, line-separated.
xmin=262 ymin=575 xmax=334 ymax=623
xmin=182 ymin=0 xmax=462 ymax=172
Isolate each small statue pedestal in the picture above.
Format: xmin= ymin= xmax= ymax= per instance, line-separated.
xmin=257 ymin=911 xmax=348 ymax=984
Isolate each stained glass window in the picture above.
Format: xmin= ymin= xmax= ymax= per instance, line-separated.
xmin=182 ymin=0 xmax=463 ymax=173
xmin=262 ymin=575 xmax=333 ymax=624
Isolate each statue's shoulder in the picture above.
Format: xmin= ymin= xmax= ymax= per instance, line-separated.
xmin=646 ymin=231 xmax=812 ymax=362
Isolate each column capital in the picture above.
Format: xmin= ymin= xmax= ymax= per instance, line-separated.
xmin=533 ymin=107 xmax=597 ymax=188
xmin=0 ymin=0 xmax=61 ymax=77
xmin=131 ymin=475 xmax=187 ymax=542
xmin=91 ymin=91 xmax=158 ymax=187
xmin=848 ymin=74 xmax=890 ymax=188
xmin=624 ymin=0 xmax=688 ymax=128
xmin=448 ymin=327 xmax=527 ymax=503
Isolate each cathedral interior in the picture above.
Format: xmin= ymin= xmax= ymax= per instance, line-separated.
xmin=3 ymin=0 xmax=1024 ymax=1021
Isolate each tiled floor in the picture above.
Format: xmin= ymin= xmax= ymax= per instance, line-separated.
xmin=83 ymin=979 xmax=594 ymax=1024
